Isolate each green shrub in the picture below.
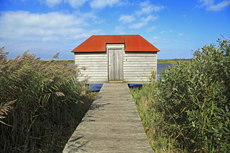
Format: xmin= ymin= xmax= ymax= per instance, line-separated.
xmin=155 ymin=38 xmax=230 ymax=152
xmin=131 ymin=72 xmax=178 ymax=152
xmin=0 ymin=48 xmax=93 ymax=152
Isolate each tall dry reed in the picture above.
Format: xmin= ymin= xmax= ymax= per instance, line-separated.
xmin=0 ymin=47 xmax=94 ymax=152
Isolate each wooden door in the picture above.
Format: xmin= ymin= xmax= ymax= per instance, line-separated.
xmin=108 ymin=48 xmax=123 ymax=81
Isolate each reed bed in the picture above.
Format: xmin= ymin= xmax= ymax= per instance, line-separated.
xmin=0 ymin=47 xmax=95 ymax=152
xmin=131 ymin=38 xmax=230 ymax=152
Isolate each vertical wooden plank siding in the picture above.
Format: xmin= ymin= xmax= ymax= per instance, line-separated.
xmin=123 ymin=51 xmax=157 ymax=83
xmin=74 ymin=52 xmax=108 ymax=84
xmin=108 ymin=49 xmax=123 ymax=81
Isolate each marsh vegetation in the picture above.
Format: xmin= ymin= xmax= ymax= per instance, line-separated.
xmin=0 ymin=48 xmax=96 ymax=152
xmin=131 ymin=38 xmax=230 ymax=152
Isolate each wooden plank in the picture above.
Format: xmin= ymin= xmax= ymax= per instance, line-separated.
xmin=77 ymin=65 xmax=107 ymax=68
xmin=76 ymin=60 xmax=107 ymax=63
xmin=123 ymin=53 xmax=157 ymax=57
xmin=77 ymin=62 xmax=108 ymax=67
xmin=124 ymin=75 xmax=151 ymax=78
xmin=78 ymin=65 xmax=107 ymax=68
xmin=123 ymin=57 xmax=156 ymax=62
xmin=79 ymin=72 xmax=108 ymax=77
xmin=75 ymin=61 xmax=107 ymax=65
xmin=79 ymin=69 xmax=107 ymax=73
xmin=78 ymin=76 xmax=107 ymax=79
xmin=87 ymin=78 xmax=108 ymax=82
xmin=76 ymin=59 xmax=108 ymax=62
xmin=75 ymin=52 xmax=107 ymax=56
xmin=75 ymin=57 xmax=107 ymax=60
xmin=124 ymin=55 xmax=156 ymax=58
xmin=124 ymin=76 xmax=150 ymax=79
xmin=124 ymin=77 xmax=150 ymax=82
xmin=123 ymin=68 xmax=156 ymax=72
xmin=84 ymin=81 xmax=108 ymax=84
xmin=78 ymin=76 xmax=107 ymax=80
xmin=75 ymin=54 xmax=107 ymax=57
xmin=124 ymin=73 xmax=152 ymax=77
xmin=124 ymin=63 xmax=156 ymax=67
xmin=81 ymin=74 xmax=107 ymax=78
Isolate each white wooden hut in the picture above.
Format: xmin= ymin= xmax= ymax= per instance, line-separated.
xmin=72 ymin=35 xmax=160 ymax=84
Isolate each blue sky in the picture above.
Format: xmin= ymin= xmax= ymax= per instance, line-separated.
xmin=0 ymin=0 xmax=230 ymax=60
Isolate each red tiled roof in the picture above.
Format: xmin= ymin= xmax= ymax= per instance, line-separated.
xmin=71 ymin=35 xmax=159 ymax=52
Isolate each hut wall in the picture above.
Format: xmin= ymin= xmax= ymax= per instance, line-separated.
xmin=74 ymin=44 xmax=157 ymax=84
xmin=123 ymin=51 xmax=157 ymax=84
xmin=74 ymin=52 xmax=108 ymax=84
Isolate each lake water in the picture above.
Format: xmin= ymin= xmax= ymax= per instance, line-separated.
xmin=89 ymin=63 xmax=173 ymax=91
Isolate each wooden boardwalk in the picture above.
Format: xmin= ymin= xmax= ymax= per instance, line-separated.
xmin=63 ymin=83 xmax=153 ymax=153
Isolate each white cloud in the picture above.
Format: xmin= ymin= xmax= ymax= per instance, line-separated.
xmin=207 ymin=0 xmax=230 ymax=11
xmin=197 ymin=0 xmax=230 ymax=11
xmin=160 ymin=31 xmax=165 ymax=33
xmin=146 ymin=26 xmax=157 ymax=32
xmin=153 ymin=36 xmax=161 ymax=40
xmin=145 ymin=15 xmax=158 ymax=22
xmin=152 ymin=36 xmax=174 ymax=44
xmin=43 ymin=0 xmax=62 ymax=7
xmin=129 ymin=22 xmax=146 ymax=29
xmin=136 ymin=1 xmax=165 ymax=16
xmin=64 ymin=0 xmax=88 ymax=8
xmin=198 ymin=0 xmax=214 ymax=6
xmin=129 ymin=15 xmax=158 ymax=29
xmin=75 ymin=11 xmax=98 ymax=20
xmin=179 ymin=33 xmax=184 ymax=36
xmin=119 ymin=15 xmax=135 ymax=23
xmin=90 ymin=0 xmax=120 ymax=9
xmin=0 ymin=11 xmax=104 ymax=60
xmin=169 ymin=30 xmax=174 ymax=32
xmin=0 ymin=11 xmax=98 ymax=42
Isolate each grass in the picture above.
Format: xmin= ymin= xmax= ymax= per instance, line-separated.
xmin=0 ymin=47 xmax=97 ymax=152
